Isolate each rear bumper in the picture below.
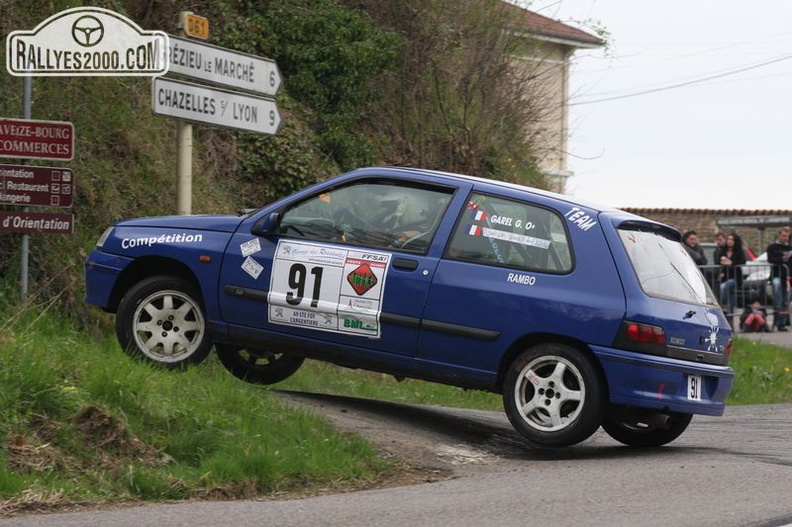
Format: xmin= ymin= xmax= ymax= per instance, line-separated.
xmin=591 ymin=345 xmax=734 ymax=416
xmin=84 ymin=251 xmax=133 ymax=310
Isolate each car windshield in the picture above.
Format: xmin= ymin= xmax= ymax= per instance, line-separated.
xmin=618 ymin=228 xmax=719 ymax=306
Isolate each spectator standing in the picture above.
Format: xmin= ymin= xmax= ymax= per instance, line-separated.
xmin=682 ymin=230 xmax=707 ymax=266
xmin=766 ymin=226 xmax=792 ymax=331
xmin=715 ymin=232 xmax=746 ymax=315
xmin=706 ymin=231 xmax=728 ymax=299
xmin=712 ymin=232 xmax=726 ymax=263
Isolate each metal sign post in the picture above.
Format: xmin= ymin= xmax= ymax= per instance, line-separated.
xmin=21 ymin=76 xmax=31 ymax=301
xmin=175 ymin=13 xmax=195 ymax=215
xmin=176 ymin=121 xmax=192 ymax=215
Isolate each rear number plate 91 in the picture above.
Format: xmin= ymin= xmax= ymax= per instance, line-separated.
xmin=687 ymin=375 xmax=702 ymax=401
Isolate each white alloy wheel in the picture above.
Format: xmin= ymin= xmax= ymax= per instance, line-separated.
xmin=131 ymin=289 xmax=205 ymax=363
xmin=116 ymin=276 xmax=212 ymax=368
xmin=513 ymin=355 xmax=585 ymax=432
xmin=503 ymin=343 xmax=604 ymax=447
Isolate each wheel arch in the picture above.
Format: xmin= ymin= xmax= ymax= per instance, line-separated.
xmin=108 ymin=257 xmax=202 ymax=312
xmin=496 ymin=333 xmax=609 ymax=398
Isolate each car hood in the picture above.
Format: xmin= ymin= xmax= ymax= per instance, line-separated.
xmin=116 ymin=214 xmax=245 ymax=233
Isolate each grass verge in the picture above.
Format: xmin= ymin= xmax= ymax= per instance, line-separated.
xmin=726 ymin=337 xmax=792 ymax=404
xmin=0 ymin=303 xmax=397 ymax=516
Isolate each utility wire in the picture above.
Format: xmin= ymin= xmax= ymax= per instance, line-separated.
xmin=577 ymin=29 xmax=792 ymax=73
xmin=572 ymin=52 xmax=792 ymax=105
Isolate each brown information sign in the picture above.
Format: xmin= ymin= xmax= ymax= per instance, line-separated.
xmin=0 ymin=211 xmax=74 ymax=234
xmin=0 ymin=164 xmax=74 ymax=207
xmin=0 ymin=118 xmax=74 ymax=161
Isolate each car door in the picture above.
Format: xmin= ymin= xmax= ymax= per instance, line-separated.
xmin=415 ymin=190 xmax=625 ymax=379
xmin=217 ymin=176 xmax=469 ymax=360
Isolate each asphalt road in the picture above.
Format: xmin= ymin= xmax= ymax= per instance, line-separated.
xmin=4 ymin=394 xmax=792 ymax=527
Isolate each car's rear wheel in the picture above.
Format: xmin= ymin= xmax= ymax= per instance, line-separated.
xmin=115 ymin=276 xmax=212 ymax=369
xmin=503 ymin=343 xmax=604 ymax=447
xmin=216 ymin=344 xmax=305 ymax=385
xmin=602 ymin=409 xmax=692 ymax=447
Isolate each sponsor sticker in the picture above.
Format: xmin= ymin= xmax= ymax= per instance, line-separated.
xmin=240 ymin=238 xmax=261 ymax=257
xmin=241 ymin=256 xmax=263 ymax=280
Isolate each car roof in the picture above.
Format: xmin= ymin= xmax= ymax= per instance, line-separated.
xmin=349 ymin=166 xmax=621 ymax=214
xmin=338 ymin=166 xmax=683 ymax=241
xmin=345 ymin=166 xmax=681 ymax=240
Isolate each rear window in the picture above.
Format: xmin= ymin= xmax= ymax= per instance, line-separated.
xmin=618 ymin=228 xmax=718 ymax=306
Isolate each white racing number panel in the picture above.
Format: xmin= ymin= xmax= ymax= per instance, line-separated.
xmin=267 ymin=241 xmax=391 ymax=338
xmin=687 ymin=374 xmax=703 ymax=401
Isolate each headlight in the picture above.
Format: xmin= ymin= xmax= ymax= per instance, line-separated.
xmin=95 ymin=227 xmax=113 ymax=248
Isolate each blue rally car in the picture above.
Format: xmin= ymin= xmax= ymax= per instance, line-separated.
xmin=85 ymin=166 xmax=734 ymax=447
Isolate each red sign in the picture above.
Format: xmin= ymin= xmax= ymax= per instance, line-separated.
xmin=0 ymin=211 xmax=74 ymax=234
xmin=0 ymin=164 xmax=74 ymax=207
xmin=0 ymin=119 xmax=74 ymax=161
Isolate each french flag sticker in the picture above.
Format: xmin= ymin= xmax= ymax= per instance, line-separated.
xmin=472 ymin=210 xmax=488 ymax=221
xmin=468 ymin=225 xmax=483 ymax=236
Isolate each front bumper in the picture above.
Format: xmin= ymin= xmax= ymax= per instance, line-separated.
xmin=592 ymin=345 xmax=734 ymax=416
xmin=84 ymin=250 xmax=133 ymax=311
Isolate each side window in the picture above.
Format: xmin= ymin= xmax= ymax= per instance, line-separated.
xmin=278 ymin=180 xmax=453 ymax=253
xmin=445 ymin=193 xmax=573 ymax=273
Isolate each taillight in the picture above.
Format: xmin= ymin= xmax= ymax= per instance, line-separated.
xmin=614 ymin=321 xmax=668 ymax=355
xmin=626 ymin=322 xmax=666 ymax=345
xmin=724 ymin=338 xmax=733 ymax=361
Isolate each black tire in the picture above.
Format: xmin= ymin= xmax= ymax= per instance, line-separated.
xmin=115 ymin=276 xmax=212 ymax=369
xmin=503 ymin=343 xmax=605 ymax=447
xmin=602 ymin=410 xmax=692 ymax=447
xmin=216 ymin=344 xmax=305 ymax=385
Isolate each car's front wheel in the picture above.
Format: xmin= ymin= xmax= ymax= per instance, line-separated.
xmin=115 ymin=276 xmax=212 ymax=369
xmin=602 ymin=409 xmax=692 ymax=447
xmin=216 ymin=345 xmax=305 ymax=385
xmin=503 ymin=343 xmax=605 ymax=447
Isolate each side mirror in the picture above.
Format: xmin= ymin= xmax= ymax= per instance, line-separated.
xmin=251 ymin=212 xmax=280 ymax=237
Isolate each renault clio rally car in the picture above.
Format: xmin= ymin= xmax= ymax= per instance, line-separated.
xmin=84 ymin=166 xmax=734 ymax=448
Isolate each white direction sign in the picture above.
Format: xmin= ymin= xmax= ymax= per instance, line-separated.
xmin=152 ymin=77 xmax=281 ymax=135
xmin=167 ymin=36 xmax=280 ymax=97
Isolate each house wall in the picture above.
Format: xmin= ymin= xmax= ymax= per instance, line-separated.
xmin=519 ymin=42 xmax=571 ymax=192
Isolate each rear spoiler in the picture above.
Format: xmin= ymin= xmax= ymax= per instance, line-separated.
xmin=614 ymin=219 xmax=682 ymax=243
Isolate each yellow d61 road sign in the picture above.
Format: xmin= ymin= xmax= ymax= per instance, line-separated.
xmin=183 ymin=13 xmax=209 ymax=40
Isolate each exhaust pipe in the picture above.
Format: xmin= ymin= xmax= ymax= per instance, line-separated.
xmin=610 ymin=407 xmax=672 ymax=429
xmin=643 ymin=412 xmax=671 ymax=429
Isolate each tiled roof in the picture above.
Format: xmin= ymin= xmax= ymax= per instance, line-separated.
xmin=498 ymin=2 xmax=604 ymax=47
